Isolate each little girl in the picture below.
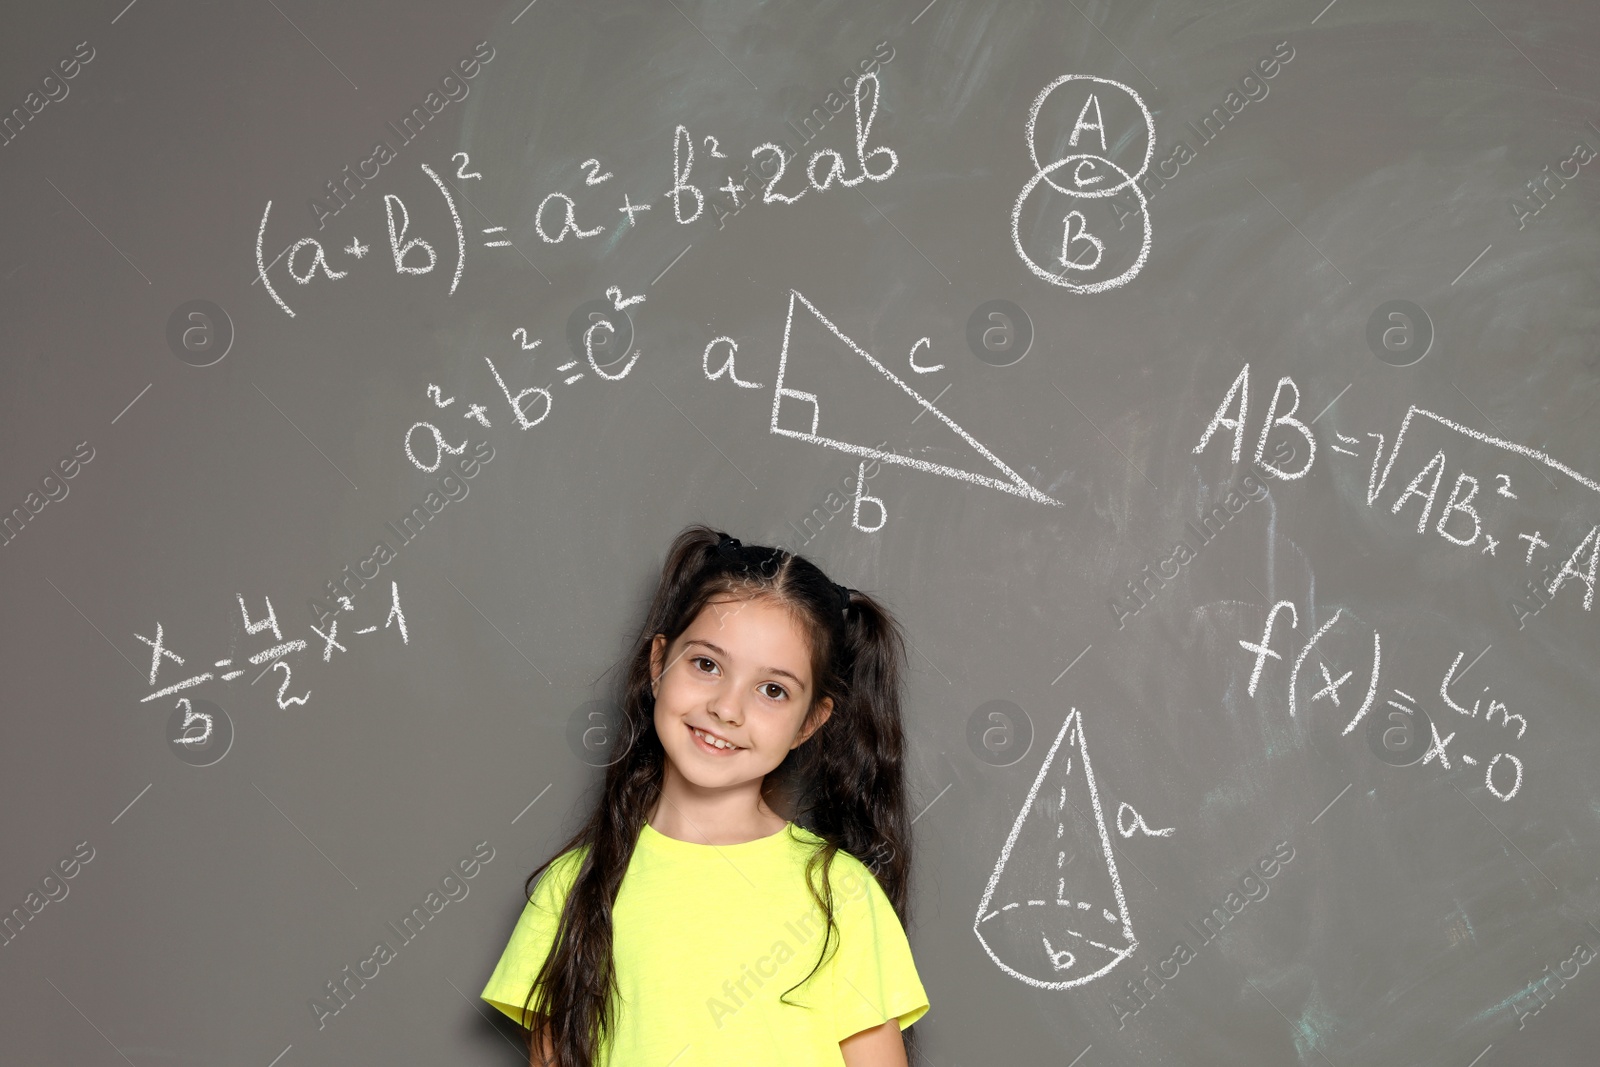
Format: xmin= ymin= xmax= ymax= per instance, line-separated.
xmin=481 ymin=524 xmax=929 ymax=1066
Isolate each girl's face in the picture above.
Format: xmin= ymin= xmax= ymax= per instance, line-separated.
xmin=649 ymin=595 xmax=832 ymax=797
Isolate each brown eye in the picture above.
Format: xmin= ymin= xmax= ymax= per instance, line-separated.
xmin=761 ymin=682 xmax=788 ymax=701
xmin=691 ymin=656 xmax=718 ymax=674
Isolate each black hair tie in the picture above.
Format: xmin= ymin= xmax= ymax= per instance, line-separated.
xmin=718 ymin=533 xmax=848 ymax=613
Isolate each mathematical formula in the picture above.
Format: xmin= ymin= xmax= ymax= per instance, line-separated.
xmin=253 ymin=71 xmax=900 ymax=319
xmin=138 ymin=584 xmax=410 ymax=725
xmin=1193 ymin=362 xmax=1600 ymax=628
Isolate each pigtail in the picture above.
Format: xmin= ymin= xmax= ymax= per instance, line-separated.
xmin=793 ymin=591 xmax=913 ymax=919
xmin=776 ymin=588 xmax=920 ymax=1064
xmin=517 ymin=526 xmax=749 ymax=1067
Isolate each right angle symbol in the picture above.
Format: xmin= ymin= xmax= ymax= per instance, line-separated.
xmin=974 ymin=708 xmax=1138 ymax=988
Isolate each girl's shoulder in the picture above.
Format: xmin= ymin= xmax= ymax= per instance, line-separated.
xmin=531 ymin=843 xmax=589 ymax=898
xmin=786 ymin=826 xmax=887 ymax=905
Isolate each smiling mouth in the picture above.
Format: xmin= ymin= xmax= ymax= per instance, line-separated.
xmin=687 ymin=724 xmax=741 ymax=753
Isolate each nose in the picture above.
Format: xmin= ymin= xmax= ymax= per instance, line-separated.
xmin=708 ymin=691 xmax=743 ymax=728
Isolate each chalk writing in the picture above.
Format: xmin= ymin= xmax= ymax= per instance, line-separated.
xmin=976 ymin=709 xmax=1139 ymax=989
xmin=1193 ymin=363 xmax=1600 ymax=626
xmin=137 ymin=584 xmax=409 ymax=717
xmin=1236 ymin=601 xmax=1526 ymax=800
xmin=1011 ymin=75 xmax=1154 ymax=292
xmin=1117 ymin=803 xmax=1175 ymax=839
xmin=405 ymin=299 xmax=643 ymax=472
xmin=259 ymin=73 xmax=900 ymax=316
xmin=724 ymin=289 xmax=1061 ymax=533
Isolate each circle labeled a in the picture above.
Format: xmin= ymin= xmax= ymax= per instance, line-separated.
xmin=1026 ymin=75 xmax=1155 ymax=197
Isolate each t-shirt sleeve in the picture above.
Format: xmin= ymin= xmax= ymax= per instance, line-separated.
xmin=480 ymin=847 xmax=586 ymax=1028
xmin=827 ymin=859 xmax=930 ymax=1042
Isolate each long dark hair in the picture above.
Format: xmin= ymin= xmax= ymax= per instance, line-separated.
xmin=516 ymin=523 xmax=917 ymax=1066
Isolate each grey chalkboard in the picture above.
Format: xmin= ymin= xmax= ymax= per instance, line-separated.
xmin=4 ymin=1 xmax=1599 ymax=1064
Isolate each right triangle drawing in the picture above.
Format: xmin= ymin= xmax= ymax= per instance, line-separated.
xmin=769 ymin=289 xmax=1060 ymax=506
xmin=974 ymin=708 xmax=1138 ymax=988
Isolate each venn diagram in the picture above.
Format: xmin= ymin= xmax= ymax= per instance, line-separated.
xmin=1010 ymin=75 xmax=1155 ymax=294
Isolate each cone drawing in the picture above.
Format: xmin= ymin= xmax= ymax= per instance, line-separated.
xmin=974 ymin=708 xmax=1137 ymax=988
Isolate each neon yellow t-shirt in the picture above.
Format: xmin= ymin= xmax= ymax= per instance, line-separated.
xmin=481 ymin=820 xmax=929 ymax=1064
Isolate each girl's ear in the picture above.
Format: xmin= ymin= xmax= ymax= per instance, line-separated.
xmin=649 ymin=633 xmax=665 ymax=693
xmin=792 ymin=696 xmax=833 ymax=748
